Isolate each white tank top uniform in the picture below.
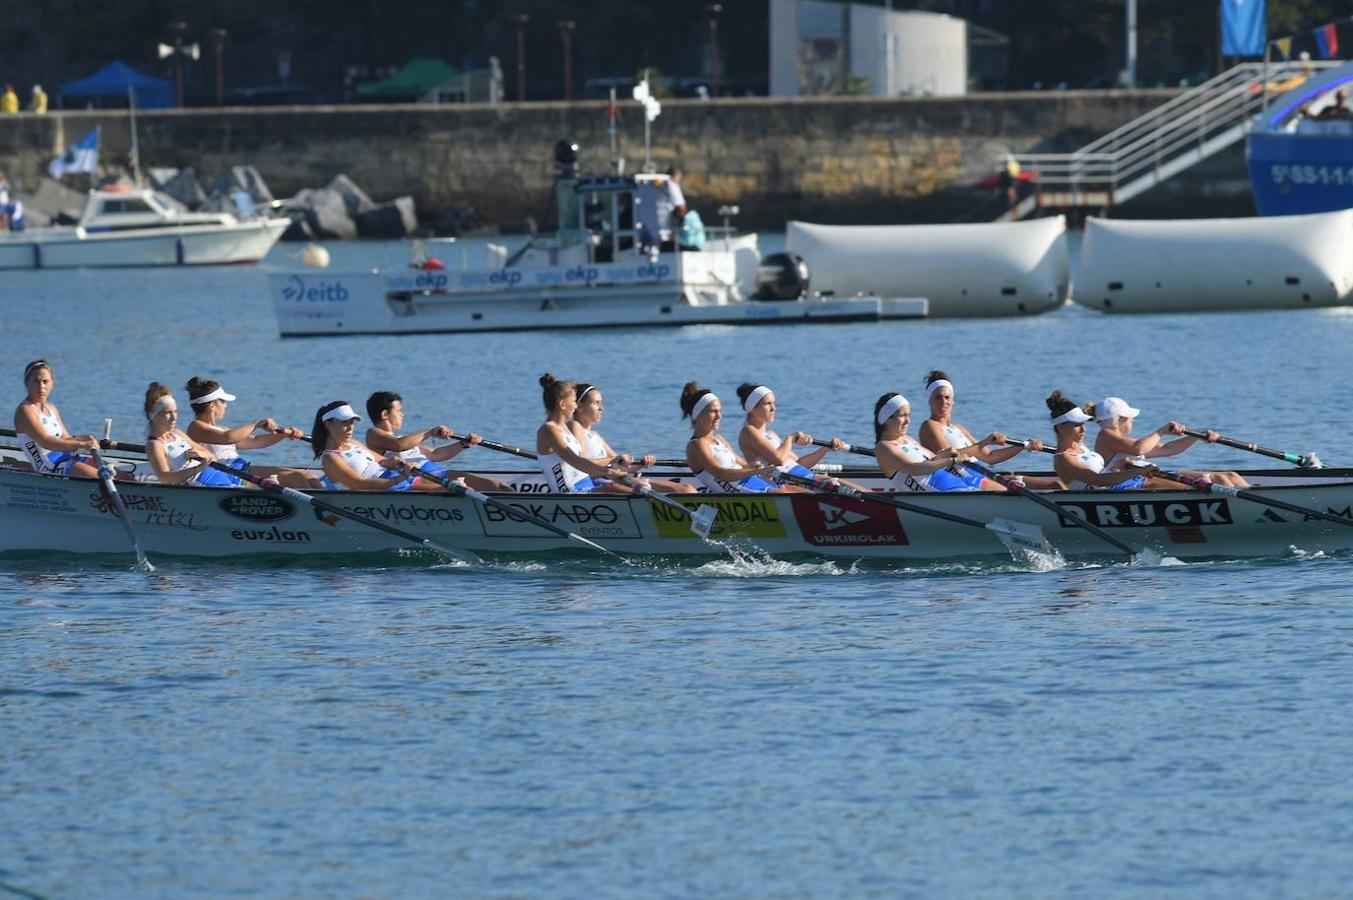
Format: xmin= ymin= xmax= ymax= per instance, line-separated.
xmin=694 ymin=436 xmax=773 ymax=493
xmin=1067 ymin=444 xmax=1146 ymax=491
xmin=939 ymin=422 xmax=972 ymax=449
xmin=320 ymin=443 xmax=411 ymax=491
xmin=579 ymin=428 xmax=608 ymax=460
xmin=18 ymin=405 xmax=82 ymax=475
xmin=884 ymin=439 xmax=983 ymax=493
xmin=752 ymin=426 xmax=813 ymax=480
xmin=540 ymin=427 xmax=596 ymax=493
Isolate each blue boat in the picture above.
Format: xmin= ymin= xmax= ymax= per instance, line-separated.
xmin=1248 ymin=60 xmax=1353 ymax=215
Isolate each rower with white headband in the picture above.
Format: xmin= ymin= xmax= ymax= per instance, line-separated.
xmin=183 ymin=375 xmax=313 ymax=488
xmin=681 ymin=381 xmax=781 ymax=493
xmin=309 ymin=400 xmax=440 ymax=492
xmin=1045 ymin=391 xmax=1158 ymax=491
xmin=1088 ymin=395 xmax=1249 ymax=489
xmin=144 ymin=382 xmax=254 ymax=487
xmin=569 ymin=381 xmax=695 ymax=494
xmin=536 ymin=374 xmax=643 ymax=494
xmin=872 ymin=391 xmax=1004 ymax=493
xmin=13 ymin=358 xmax=100 ymax=479
xmin=735 ymin=381 xmax=846 ymax=482
xmin=917 ymin=369 xmax=1058 ymax=489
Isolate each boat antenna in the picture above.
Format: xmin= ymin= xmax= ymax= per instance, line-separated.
xmin=608 ymin=86 xmax=619 ymax=174
xmin=127 ymin=85 xmax=143 ymax=188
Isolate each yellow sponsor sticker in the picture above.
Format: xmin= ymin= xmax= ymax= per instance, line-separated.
xmin=650 ymin=496 xmax=787 ymax=539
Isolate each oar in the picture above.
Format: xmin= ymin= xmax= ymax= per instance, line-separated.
xmin=204 ymin=459 xmax=480 ymax=564
xmin=963 ymin=459 xmax=1140 ymax=559
xmin=449 ymin=432 xmax=536 ymax=460
xmin=1183 ymin=430 xmax=1322 ymax=469
xmin=609 ymin=471 xmax=719 ymax=539
xmin=811 ymin=437 xmax=877 ymax=459
xmin=402 ymin=462 xmax=626 ymax=559
xmin=776 ymin=470 xmax=1052 ymax=557
xmin=1154 ymin=468 xmax=1353 ymax=529
xmin=90 ymin=446 xmax=154 ymax=572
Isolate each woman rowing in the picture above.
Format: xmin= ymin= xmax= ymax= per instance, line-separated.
xmin=680 ymin=381 xmax=784 ymax=493
xmin=537 ymin=374 xmax=644 ymax=494
xmin=916 ymin=370 xmax=1058 ymax=489
xmin=143 ymin=382 xmax=253 ymax=487
xmin=13 ymin=359 xmax=99 ymax=478
xmin=735 ymin=382 xmax=844 ymax=478
xmin=364 ymin=390 xmax=507 ymax=492
xmin=183 ymin=376 xmax=312 ymax=488
xmin=873 ymin=392 xmax=1005 ymax=493
xmin=1088 ymin=396 xmax=1249 ymax=488
xmin=310 ymin=400 xmax=441 ymax=491
xmin=1045 ymin=391 xmax=1164 ymax=490
xmin=570 ymin=381 xmax=695 ymax=493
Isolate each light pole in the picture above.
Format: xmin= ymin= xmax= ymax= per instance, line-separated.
xmin=704 ymin=4 xmax=722 ymax=96
xmin=558 ymin=20 xmax=576 ymax=101
xmin=1124 ymin=0 xmax=1137 ymax=87
xmin=157 ymin=21 xmax=200 ymax=107
xmin=211 ymin=28 xmax=228 ymax=106
xmin=514 ymin=14 xmax=530 ymax=102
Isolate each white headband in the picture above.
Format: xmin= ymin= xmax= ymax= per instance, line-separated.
xmin=876 ymin=394 xmax=909 ymax=425
xmin=1051 ymin=407 xmax=1092 ymax=427
xmin=191 ymin=386 xmax=236 ymax=405
xmin=924 ymin=379 xmax=953 ymax=401
xmin=577 ymin=385 xmax=597 ymax=403
xmin=691 ymin=392 xmax=719 ymax=420
xmin=322 ymin=404 xmax=362 ymax=423
xmin=148 ymin=395 xmax=177 ymax=419
xmin=742 ymin=385 xmax=772 ymax=413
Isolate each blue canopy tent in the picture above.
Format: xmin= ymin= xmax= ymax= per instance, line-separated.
xmin=58 ymin=61 xmax=175 ymax=109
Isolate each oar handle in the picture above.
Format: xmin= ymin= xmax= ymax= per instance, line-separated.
xmin=450 ymin=432 xmax=537 ymax=460
xmin=1001 ymin=438 xmax=1057 ymax=455
xmin=811 ymin=438 xmax=876 ymax=458
xmin=1183 ymin=429 xmax=1319 ymax=468
xmin=964 ymin=459 xmax=1138 ymax=558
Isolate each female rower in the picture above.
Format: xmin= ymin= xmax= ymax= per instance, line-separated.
xmin=364 ymin=390 xmax=506 ymax=492
xmin=183 ymin=376 xmax=312 ymax=488
xmin=310 ymin=400 xmax=442 ymax=491
xmin=735 ymin=382 xmax=844 ymax=477
xmin=873 ymin=392 xmax=1005 ymax=493
xmin=144 ymin=382 xmax=252 ymax=487
xmin=680 ymin=381 xmax=784 ymax=493
xmin=570 ymin=382 xmax=695 ymax=493
xmin=1089 ymin=396 xmax=1249 ymax=488
xmin=916 ymin=370 xmax=1058 ymax=489
xmin=537 ymin=374 xmax=646 ymax=494
xmin=13 ymin=359 xmax=99 ymax=478
xmin=1045 ymin=391 xmax=1163 ymax=490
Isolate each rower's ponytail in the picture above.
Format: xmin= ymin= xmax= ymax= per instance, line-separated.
xmin=734 ymin=383 xmax=758 ymax=406
xmin=539 ymin=373 xmax=575 ymax=412
xmin=1082 ymin=400 xmax=1098 ymax=418
xmin=185 ymin=376 xmax=220 ymax=411
xmin=923 ymin=370 xmax=949 ymax=388
xmin=144 ymin=382 xmax=171 ymax=419
xmin=1045 ymin=390 xmax=1077 ymax=419
xmin=680 ymin=381 xmax=711 ymax=419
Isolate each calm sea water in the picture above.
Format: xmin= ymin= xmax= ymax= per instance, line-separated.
xmin=4 ymin=240 xmax=1353 ymax=897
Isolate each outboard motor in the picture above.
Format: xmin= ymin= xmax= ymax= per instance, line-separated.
xmin=754 ymin=252 xmax=810 ymax=301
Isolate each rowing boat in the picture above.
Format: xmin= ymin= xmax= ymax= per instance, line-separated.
xmin=2 ymin=461 xmax=1350 ymax=562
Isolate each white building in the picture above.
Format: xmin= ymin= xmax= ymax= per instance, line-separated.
xmin=769 ymin=0 xmax=968 ymax=98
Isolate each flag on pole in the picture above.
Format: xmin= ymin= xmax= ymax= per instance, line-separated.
xmin=1315 ymin=23 xmax=1339 ymax=59
xmin=48 ymin=128 xmax=100 ymax=180
xmin=1274 ymin=37 xmax=1292 ymax=60
xmin=1221 ymin=0 xmax=1266 ymax=57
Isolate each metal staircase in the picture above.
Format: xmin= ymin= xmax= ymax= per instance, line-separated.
xmin=998 ymin=60 xmax=1342 ymax=221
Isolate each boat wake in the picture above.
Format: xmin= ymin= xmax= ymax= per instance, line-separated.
xmin=692 ymin=539 xmax=860 ymax=578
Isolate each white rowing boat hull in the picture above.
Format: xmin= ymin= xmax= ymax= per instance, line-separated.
xmin=0 ymin=219 xmax=289 ymax=269
xmin=3 ymin=466 xmax=1351 ymax=562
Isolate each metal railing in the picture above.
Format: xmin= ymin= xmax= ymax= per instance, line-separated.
xmin=1008 ymin=61 xmax=1341 ymax=211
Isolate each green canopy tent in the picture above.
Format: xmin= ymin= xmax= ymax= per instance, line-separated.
xmin=355 ymin=58 xmax=462 ymax=102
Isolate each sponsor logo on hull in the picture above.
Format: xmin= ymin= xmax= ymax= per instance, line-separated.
xmin=480 ymin=498 xmax=643 ymax=539
xmin=652 ymin=496 xmax=786 ymax=539
xmin=1056 ymin=498 xmax=1232 ymax=529
xmin=790 ymin=496 xmax=909 ymax=547
xmin=219 ymin=494 xmax=295 ymax=522
xmin=230 ymin=527 xmax=312 ymax=543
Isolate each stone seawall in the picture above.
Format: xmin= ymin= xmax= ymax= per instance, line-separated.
xmin=0 ymin=90 xmax=1244 ymax=231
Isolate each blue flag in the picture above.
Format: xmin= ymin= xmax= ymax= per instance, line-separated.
xmin=48 ymin=128 xmax=100 ymax=180
xmin=1221 ymin=0 xmax=1266 ymax=56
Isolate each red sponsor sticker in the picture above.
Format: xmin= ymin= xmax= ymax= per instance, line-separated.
xmin=790 ymin=495 xmax=909 ymax=547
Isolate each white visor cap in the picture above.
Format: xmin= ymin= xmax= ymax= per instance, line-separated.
xmin=322 ymin=404 xmax=362 ymax=423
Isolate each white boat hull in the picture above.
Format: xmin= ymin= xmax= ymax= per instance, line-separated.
xmin=0 ymin=219 xmax=288 ymax=269
xmin=3 ymin=465 xmax=1351 ymax=562
xmin=270 ymin=264 xmax=927 ymax=337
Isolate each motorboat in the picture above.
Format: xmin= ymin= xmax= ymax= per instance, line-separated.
xmin=1247 ymin=59 xmax=1353 ymax=216
xmin=0 ymin=187 xmax=288 ymax=269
